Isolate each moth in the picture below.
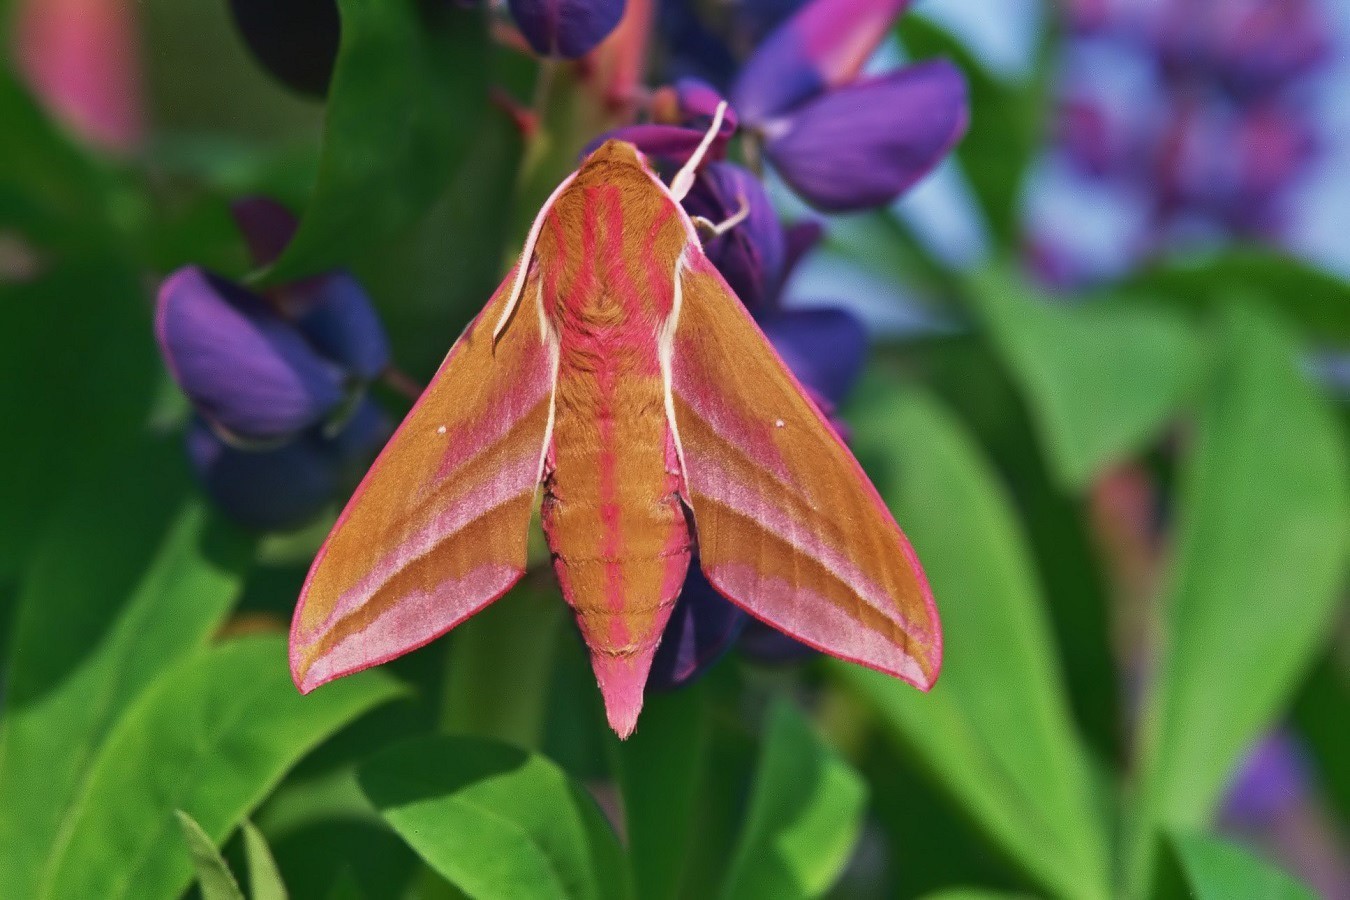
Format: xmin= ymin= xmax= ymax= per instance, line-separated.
xmin=290 ymin=106 xmax=941 ymax=737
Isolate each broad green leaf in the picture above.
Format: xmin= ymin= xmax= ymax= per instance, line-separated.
xmin=176 ymin=811 xmax=245 ymax=900
xmin=837 ymin=387 xmax=1110 ymax=900
xmin=966 ymin=265 xmax=1205 ymax=489
xmin=921 ymin=892 xmax=1038 ymax=900
xmin=898 ymin=15 xmax=1053 ymax=247
xmin=257 ymin=0 xmax=487 ymax=283
xmin=0 ymin=441 xmax=253 ymax=900
xmin=720 ymin=701 xmax=867 ymax=900
xmin=359 ymin=735 xmax=632 ymax=900
xmin=0 ymin=256 xmax=160 ymax=579
xmin=243 ymin=820 xmax=290 ymax=900
xmin=1173 ymin=833 xmax=1317 ymax=900
xmin=1130 ymin=305 xmax=1348 ymax=883
xmin=613 ymin=684 xmax=710 ymax=900
xmin=38 ymin=636 xmax=403 ymax=900
xmin=1116 ymin=247 xmax=1350 ymax=344
xmin=441 ymin=583 xmax=564 ymax=748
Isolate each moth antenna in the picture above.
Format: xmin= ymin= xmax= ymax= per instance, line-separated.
xmin=669 ymin=101 xmax=728 ymax=202
xmin=495 ymin=170 xmax=579 ymax=342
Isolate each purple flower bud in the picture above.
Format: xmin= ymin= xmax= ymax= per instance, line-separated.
xmin=672 ymin=78 xmax=739 ymax=135
xmin=683 ymin=162 xmax=786 ymax=311
xmin=187 ymin=417 xmax=339 ymax=531
xmin=227 ymin=0 xmax=339 ymax=98
xmin=648 ymin=562 xmax=748 ymax=690
xmin=156 ymin=267 xmax=345 ymax=442
xmin=289 ymin=273 xmax=392 ymax=382
xmin=230 ymin=195 xmax=298 ymax=269
xmin=732 ymin=0 xmax=913 ymax=124
xmin=185 ymin=397 xmax=390 ymax=531
xmin=1219 ymin=730 xmax=1310 ymax=827
xmin=508 ymin=0 xmax=626 ymax=59
xmin=590 ymin=124 xmax=711 ymax=166
xmin=762 ymin=61 xmax=969 ymax=212
xmin=760 ymin=307 xmax=867 ymax=405
xmin=1213 ymin=0 xmax=1329 ymax=99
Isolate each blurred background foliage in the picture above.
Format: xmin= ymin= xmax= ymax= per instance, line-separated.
xmin=1 ymin=0 xmax=1348 ymax=898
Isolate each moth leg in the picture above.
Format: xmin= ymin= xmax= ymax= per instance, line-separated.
xmin=693 ymin=193 xmax=751 ymax=240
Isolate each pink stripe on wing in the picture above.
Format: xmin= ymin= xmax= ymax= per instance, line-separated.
xmin=707 ymin=562 xmax=928 ymax=688
xmin=295 ymin=450 xmax=541 ymax=643
xmin=298 ymin=562 xmax=521 ymax=691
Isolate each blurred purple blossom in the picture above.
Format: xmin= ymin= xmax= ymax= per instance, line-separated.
xmin=508 ymin=0 xmax=626 ymax=59
xmin=156 ymin=197 xmax=392 ymax=530
xmin=1035 ymin=0 xmax=1331 ymax=283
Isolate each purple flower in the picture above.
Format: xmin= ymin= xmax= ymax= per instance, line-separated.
xmin=730 ymin=0 xmax=968 ymax=211
xmin=647 ymin=562 xmax=747 ymax=690
xmin=187 ymin=399 xmax=390 ymax=531
xmin=156 ymin=267 xmax=346 ymax=443
xmin=508 ymin=0 xmax=626 ymax=59
xmin=682 ymin=162 xmax=785 ymax=310
xmin=156 ymin=196 xmax=393 ymax=530
xmin=1153 ymin=0 xmax=1329 ymax=99
xmin=1219 ymin=730 xmax=1310 ymax=827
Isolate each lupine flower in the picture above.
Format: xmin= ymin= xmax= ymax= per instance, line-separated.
xmin=730 ymin=0 xmax=968 ymax=211
xmin=1035 ymin=0 xmax=1329 ymax=282
xmin=156 ymin=198 xmax=392 ymax=530
xmin=616 ymin=0 xmax=968 ymax=212
xmin=508 ymin=0 xmax=627 ymax=59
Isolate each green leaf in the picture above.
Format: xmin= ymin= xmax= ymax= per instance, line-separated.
xmin=360 ymin=735 xmax=632 ymax=900
xmin=720 ymin=701 xmax=867 ymax=900
xmin=242 ymin=820 xmax=289 ymax=900
xmin=175 ymin=811 xmax=245 ymax=900
xmin=920 ymin=892 xmax=1039 ymax=900
xmin=612 ymin=684 xmax=710 ymax=900
xmin=1115 ymin=247 xmax=1350 ymax=344
xmin=0 ymin=441 xmax=253 ymax=900
xmin=837 ymin=386 xmax=1110 ymax=900
xmin=0 ymin=257 xmax=161 ymax=580
xmin=37 ymin=635 xmax=403 ymax=900
xmin=441 ymin=583 xmax=564 ymax=748
xmin=1130 ymin=305 xmax=1349 ymax=882
xmin=966 ymin=265 xmax=1205 ymax=489
xmin=898 ymin=15 xmax=1053 ymax=247
xmin=257 ymin=0 xmax=487 ymax=283
xmin=1173 ymin=833 xmax=1317 ymax=900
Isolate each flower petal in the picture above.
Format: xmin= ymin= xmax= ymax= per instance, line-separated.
xmin=732 ymin=0 xmax=912 ymax=123
xmin=289 ymin=273 xmax=392 ymax=381
xmin=507 ymin=0 xmax=626 ymax=59
xmin=589 ymin=124 xmax=710 ymax=165
xmin=764 ymin=61 xmax=969 ymax=212
xmin=760 ymin=307 xmax=867 ymax=405
xmin=782 ymin=219 xmax=824 ymax=280
xmin=186 ymin=419 xmax=339 ymax=531
xmin=156 ymin=267 xmax=345 ymax=441
xmin=647 ymin=562 xmax=748 ymax=690
xmin=682 ymin=162 xmax=786 ymax=310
